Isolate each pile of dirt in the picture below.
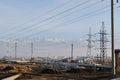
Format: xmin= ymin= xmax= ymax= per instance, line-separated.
xmin=2 ymin=66 xmax=14 ymax=71
xmin=2 ymin=65 xmax=32 ymax=72
xmin=12 ymin=66 xmax=32 ymax=72
xmin=41 ymin=68 xmax=62 ymax=74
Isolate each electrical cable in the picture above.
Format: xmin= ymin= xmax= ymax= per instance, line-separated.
xmin=9 ymin=0 xmax=100 ymax=38
xmin=17 ymin=6 xmax=110 ymax=38
xmin=0 ymin=0 xmax=90 ymax=38
xmin=0 ymin=0 xmax=73 ymax=35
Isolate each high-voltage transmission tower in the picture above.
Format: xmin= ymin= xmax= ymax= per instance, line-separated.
xmin=86 ymin=27 xmax=93 ymax=58
xmin=71 ymin=43 xmax=73 ymax=61
xmin=15 ymin=42 xmax=17 ymax=58
xmin=99 ymin=22 xmax=109 ymax=64
xmin=31 ymin=42 xmax=33 ymax=60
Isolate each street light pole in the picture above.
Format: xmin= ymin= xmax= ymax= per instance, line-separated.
xmin=111 ymin=0 xmax=116 ymax=75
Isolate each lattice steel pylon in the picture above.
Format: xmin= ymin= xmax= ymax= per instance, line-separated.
xmin=86 ymin=27 xmax=93 ymax=58
xmin=99 ymin=22 xmax=109 ymax=64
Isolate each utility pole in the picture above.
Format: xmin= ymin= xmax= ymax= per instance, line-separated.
xmin=111 ymin=0 xmax=115 ymax=75
xmin=15 ymin=42 xmax=17 ymax=58
xmin=31 ymin=42 xmax=33 ymax=60
xmin=71 ymin=43 xmax=73 ymax=62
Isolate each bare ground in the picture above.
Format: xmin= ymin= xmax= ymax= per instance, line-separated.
xmin=0 ymin=63 xmax=119 ymax=80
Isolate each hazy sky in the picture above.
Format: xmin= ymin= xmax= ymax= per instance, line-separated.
xmin=0 ymin=0 xmax=120 ymax=58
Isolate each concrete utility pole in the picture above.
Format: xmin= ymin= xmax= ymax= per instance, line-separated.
xmin=111 ymin=0 xmax=116 ymax=75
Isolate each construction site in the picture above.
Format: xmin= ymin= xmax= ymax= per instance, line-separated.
xmin=0 ymin=62 xmax=112 ymax=80
xmin=0 ymin=0 xmax=120 ymax=80
xmin=0 ymin=23 xmax=120 ymax=79
xmin=0 ymin=21 xmax=119 ymax=80
xmin=0 ymin=54 xmax=119 ymax=80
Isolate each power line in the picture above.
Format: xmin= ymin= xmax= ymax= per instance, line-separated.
xmin=17 ymin=6 xmax=110 ymax=38
xmin=0 ymin=0 xmax=111 ymax=39
xmin=69 ymin=5 xmax=110 ymax=23
xmin=13 ymin=6 xmax=109 ymax=38
xmin=1 ymin=0 xmax=91 ymax=39
xmin=0 ymin=0 xmax=73 ymax=36
xmin=9 ymin=5 xmax=110 ymax=39
xmin=8 ymin=0 xmax=100 ymax=38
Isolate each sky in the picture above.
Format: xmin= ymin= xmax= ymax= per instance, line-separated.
xmin=0 ymin=0 xmax=120 ymax=58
